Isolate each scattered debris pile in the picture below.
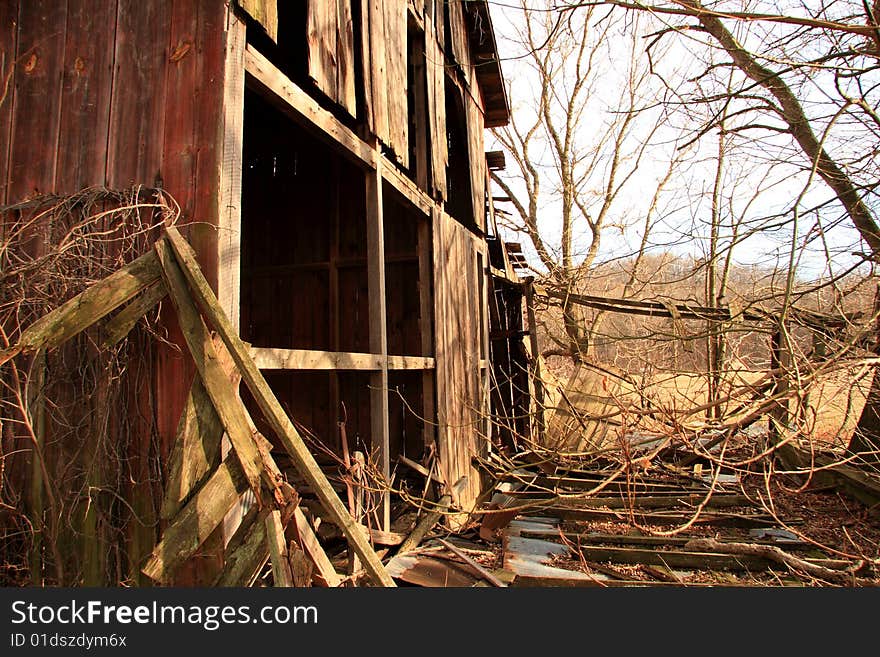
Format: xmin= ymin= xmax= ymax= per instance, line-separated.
xmin=378 ymin=441 xmax=880 ymax=587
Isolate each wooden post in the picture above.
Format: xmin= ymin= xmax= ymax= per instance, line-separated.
xmin=417 ymin=217 xmax=436 ymax=450
xmin=769 ymin=322 xmax=790 ymax=445
xmin=217 ymin=7 xmax=246 ymax=333
xmin=27 ymin=351 xmax=46 ymax=585
xmin=366 ymin=153 xmax=391 ymax=531
xmin=524 ymin=280 xmax=545 ymax=441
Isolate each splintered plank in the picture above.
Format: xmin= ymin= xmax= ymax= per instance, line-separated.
xmin=163 ymin=226 xmax=395 ymax=587
xmin=155 ymin=237 xmax=273 ymax=504
xmin=291 ymin=506 xmax=341 ymax=587
xmin=265 ymin=509 xmax=293 ymax=587
xmin=213 ymin=508 xmax=270 ymax=587
xmin=103 ymin=281 xmax=167 ymax=348
xmin=239 ymin=0 xmax=277 ymax=42
xmin=142 ymin=457 xmax=248 ymax=583
xmin=160 ymin=332 xmax=240 ymax=520
xmin=0 ymin=251 xmax=163 ymax=364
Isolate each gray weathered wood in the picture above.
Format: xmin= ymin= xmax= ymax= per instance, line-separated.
xmin=142 ymin=457 xmax=248 ymax=583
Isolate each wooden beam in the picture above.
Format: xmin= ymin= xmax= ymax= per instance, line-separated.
xmin=386 ymin=355 xmax=435 ymax=370
xmin=0 ymin=250 xmax=162 ymax=364
xmin=519 ymin=529 xmax=810 ymax=549
xmin=251 ymin=347 xmax=383 ymax=370
xmin=155 ymin=238 xmax=272 ymax=503
xmin=161 ymin=333 xmax=240 ymax=520
xmin=102 ymin=281 xmax=167 ymax=348
xmin=539 ymin=507 xmax=787 ymax=528
xmin=366 ymin=157 xmax=391 ymax=532
xmin=380 ymin=152 xmax=432 ymax=215
xmin=567 ymin=544 xmax=851 ymax=573
xmin=163 ymin=227 xmax=395 ymax=587
xmin=265 ymin=510 xmax=294 ymax=587
xmin=504 ymin=493 xmax=753 ymax=509
xmin=244 ymin=45 xmax=375 ymax=168
xmin=142 ymin=457 xmax=248 ymax=583
xmin=250 ymin=348 xmax=434 ymax=371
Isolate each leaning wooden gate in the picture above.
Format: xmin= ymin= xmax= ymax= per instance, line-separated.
xmin=1 ymin=227 xmax=393 ymax=587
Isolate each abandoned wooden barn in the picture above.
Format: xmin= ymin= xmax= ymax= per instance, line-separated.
xmin=0 ymin=0 xmax=536 ymax=585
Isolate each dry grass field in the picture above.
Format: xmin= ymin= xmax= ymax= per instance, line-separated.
xmin=544 ymin=357 xmax=872 ymax=451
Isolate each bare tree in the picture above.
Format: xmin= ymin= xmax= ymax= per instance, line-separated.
xmin=490 ymin=0 xmax=687 ymax=359
xmin=554 ymin=0 xmax=880 ymax=455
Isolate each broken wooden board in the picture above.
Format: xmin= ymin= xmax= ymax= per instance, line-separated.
xmin=161 ymin=334 xmax=240 ymax=520
xmin=143 ymin=457 xmax=248 ymax=583
xmin=503 ymin=533 xmax=597 ymax=585
xmin=291 ymin=506 xmax=341 ymax=587
xmin=0 ymin=250 xmax=162 ymax=364
xmin=213 ymin=509 xmax=271 ymax=587
xmin=265 ymin=509 xmax=294 ymax=587
xmin=103 ymin=280 xmax=167 ymax=347
xmin=156 ymin=237 xmax=274 ymax=504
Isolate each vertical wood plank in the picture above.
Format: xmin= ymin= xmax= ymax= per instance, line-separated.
xmin=0 ymin=0 xmax=18 ymax=205
xmin=433 ymin=211 xmax=484 ymax=519
xmin=106 ymin=1 xmax=169 ymax=189
xmin=446 ymin=0 xmax=470 ymax=72
xmin=217 ymin=7 xmax=246 ymax=331
xmin=417 ymin=217 xmax=435 ymax=448
xmin=307 ymin=0 xmax=338 ymax=105
xmin=423 ymin=15 xmax=446 ymax=199
xmin=336 ymin=0 xmax=356 ymax=116
xmin=367 ymin=0 xmax=389 ymax=142
xmin=385 ymin=0 xmax=407 ymax=167
xmin=190 ymin=0 xmax=227 ymax=282
xmin=465 ymin=94 xmax=486 ymax=232
xmin=239 ymin=0 xmax=278 ymax=42
xmin=162 ymin=0 xmax=201 ymax=222
xmin=367 ymin=158 xmax=391 ymax=531
xmin=411 ymin=26 xmax=428 ymax=191
xmin=8 ymin=0 xmax=67 ymax=200
xmin=55 ymin=0 xmax=116 ymax=193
